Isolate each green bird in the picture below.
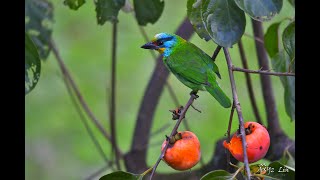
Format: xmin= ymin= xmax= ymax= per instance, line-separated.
xmin=141 ymin=33 xmax=231 ymax=108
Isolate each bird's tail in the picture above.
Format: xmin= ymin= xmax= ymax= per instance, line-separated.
xmin=205 ymin=85 xmax=231 ymax=108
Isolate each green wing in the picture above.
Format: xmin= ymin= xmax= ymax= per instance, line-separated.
xmin=165 ymin=43 xmax=213 ymax=89
xmin=166 ymin=42 xmax=221 ymax=85
xmin=165 ymin=42 xmax=231 ymax=108
xmin=189 ymin=43 xmax=222 ymax=79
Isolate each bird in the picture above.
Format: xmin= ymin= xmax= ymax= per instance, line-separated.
xmin=141 ymin=32 xmax=231 ymax=108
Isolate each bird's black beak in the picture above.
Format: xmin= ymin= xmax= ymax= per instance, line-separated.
xmin=141 ymin=42 xmax=158 ymax=50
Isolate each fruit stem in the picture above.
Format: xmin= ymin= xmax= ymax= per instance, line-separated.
xmin=140 ymin=166 xmax=153 ymax=179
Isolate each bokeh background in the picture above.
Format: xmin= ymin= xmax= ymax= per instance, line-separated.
xmin=25 ymin=1 xmax=295 ymax=179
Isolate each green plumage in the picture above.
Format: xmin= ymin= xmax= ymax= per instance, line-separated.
xmin=141 ymin=33 xmax=231 ymax=108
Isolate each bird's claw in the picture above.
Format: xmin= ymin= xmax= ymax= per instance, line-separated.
xmin=189 ymin=91 xmax=199 ymax=99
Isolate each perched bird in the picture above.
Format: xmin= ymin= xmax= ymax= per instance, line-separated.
xmin=141 ymin=33 xmax=231 ymax=108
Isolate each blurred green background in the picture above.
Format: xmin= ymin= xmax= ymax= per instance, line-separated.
xmin=25 ymin=1 xmax=295 ymax=179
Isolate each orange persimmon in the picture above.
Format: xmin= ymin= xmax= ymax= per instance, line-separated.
xmin=161 ymin=131 xmax=201 ymax=170
xmin=223 ymin=122 xmax=270 ymax=163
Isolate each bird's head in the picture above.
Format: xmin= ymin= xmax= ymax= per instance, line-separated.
xmin=141 ymin=33 xmax=184 ymax=57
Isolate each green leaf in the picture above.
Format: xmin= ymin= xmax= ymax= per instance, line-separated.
xmin=264 ymin=22 xmax=281 ymax=58
xmin=25 ymin=0 xmax=54 ymax=60
xmin=95 ymin=0 xmax=126 ymax=25
xmin=25 ymin=33 xmax=41 ymax=95
xmin=201 ymin=170 xmax=235 ymax=180
xmin=234 ymin=0 xmax=283 ymax=21
xmin=187 ymin=0 xmax=246 ymax=47
xmin=249 ymin=163 xmax=265 ymax=175
xmin=279 ymin=149 xmax=295 ymax=169
xmin=99 ymin=171 xmax=141 ymax=180
xmin=271 ymin=51 xmax=295 ymax=121
xmin=187 ymin=0 xmax=211 ymax=41
xmin=282 ymin=21 xmax=295 ymax=60
xmin=64 ymin=0 xmax=85 ymax=10
xmin=262 ymin=161 xmax=295 ymax=180
xmin=133 ymin=0 xmax=164 ymax=26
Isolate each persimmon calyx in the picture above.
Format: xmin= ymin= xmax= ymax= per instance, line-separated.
xmin=166 ymin=132 xmax=182 ymax=145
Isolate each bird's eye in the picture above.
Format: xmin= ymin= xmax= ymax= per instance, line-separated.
xmin=158 ymin=41 xmax=164 ymax=46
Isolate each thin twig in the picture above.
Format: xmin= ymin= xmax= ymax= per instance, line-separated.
xmin=238 ymin=40 xmax=263 ymax=124
xmin=149 ymin=93 xmax=199 ymax=180
xmin=63 ymin=75 xmax=111 ymax=167
xmin=151 ymin=122 xmax=171 ymax=137
xmin=226 ymin=101 xmax=235 ymax=171
xmin=49 ymin=39 xmax=123 ymax=158
xmin=212 ymin=46 xmax=222 ymax=61
xmin=191 ymin=104 xmax=202 ymax=113
xmin=232 ymin=66 xmax=295 ymax=76
xmin=223 ymin=48 xmax=251 ymax=179
xmin=165 ymin=82 xmax=193 ymax=132
xmin=109 ymin=22 xmax=121 ymax=170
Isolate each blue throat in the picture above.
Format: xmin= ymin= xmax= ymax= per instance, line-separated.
xmin=162 ymin=36 xmax=177 ymax=57
xmin=163 ymin=48 xmax=173 ymax=57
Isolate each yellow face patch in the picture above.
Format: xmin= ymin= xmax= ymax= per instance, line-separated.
xmin=157 ymin=48 xmax=165 ymax=54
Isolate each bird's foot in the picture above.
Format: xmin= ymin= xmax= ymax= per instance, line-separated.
xmin=189 ymin=90 xmax=199 ymax=99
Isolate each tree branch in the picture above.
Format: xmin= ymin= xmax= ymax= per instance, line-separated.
xmin=63 ymin=75 xmax=111 ymax=167
xmin=212 ymin=46 xmax=222 ymax=61
xmin=149 ymin=93 xmax=199 ymax=179
xmin=223 ymin=47 xmax=251 ymax=179
xmin=124 ymin=17 xmax=194 ymax=173
xmin=49 ymin=39 xmax=123 ymax=158
xmin=109 ymin=22 xmax=121 ymax=170
xmin=232 ymin=66 xmax=295 ymax=76
xmin=251 ymin=20 xmax=295 ymax=160
xmin=251 ymin=20 xmax=282 ymax=136
xmin=226 ymin=101 xmax=235 ymax=171
xmin=238 ymin=40 xmax=263 ymax=124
